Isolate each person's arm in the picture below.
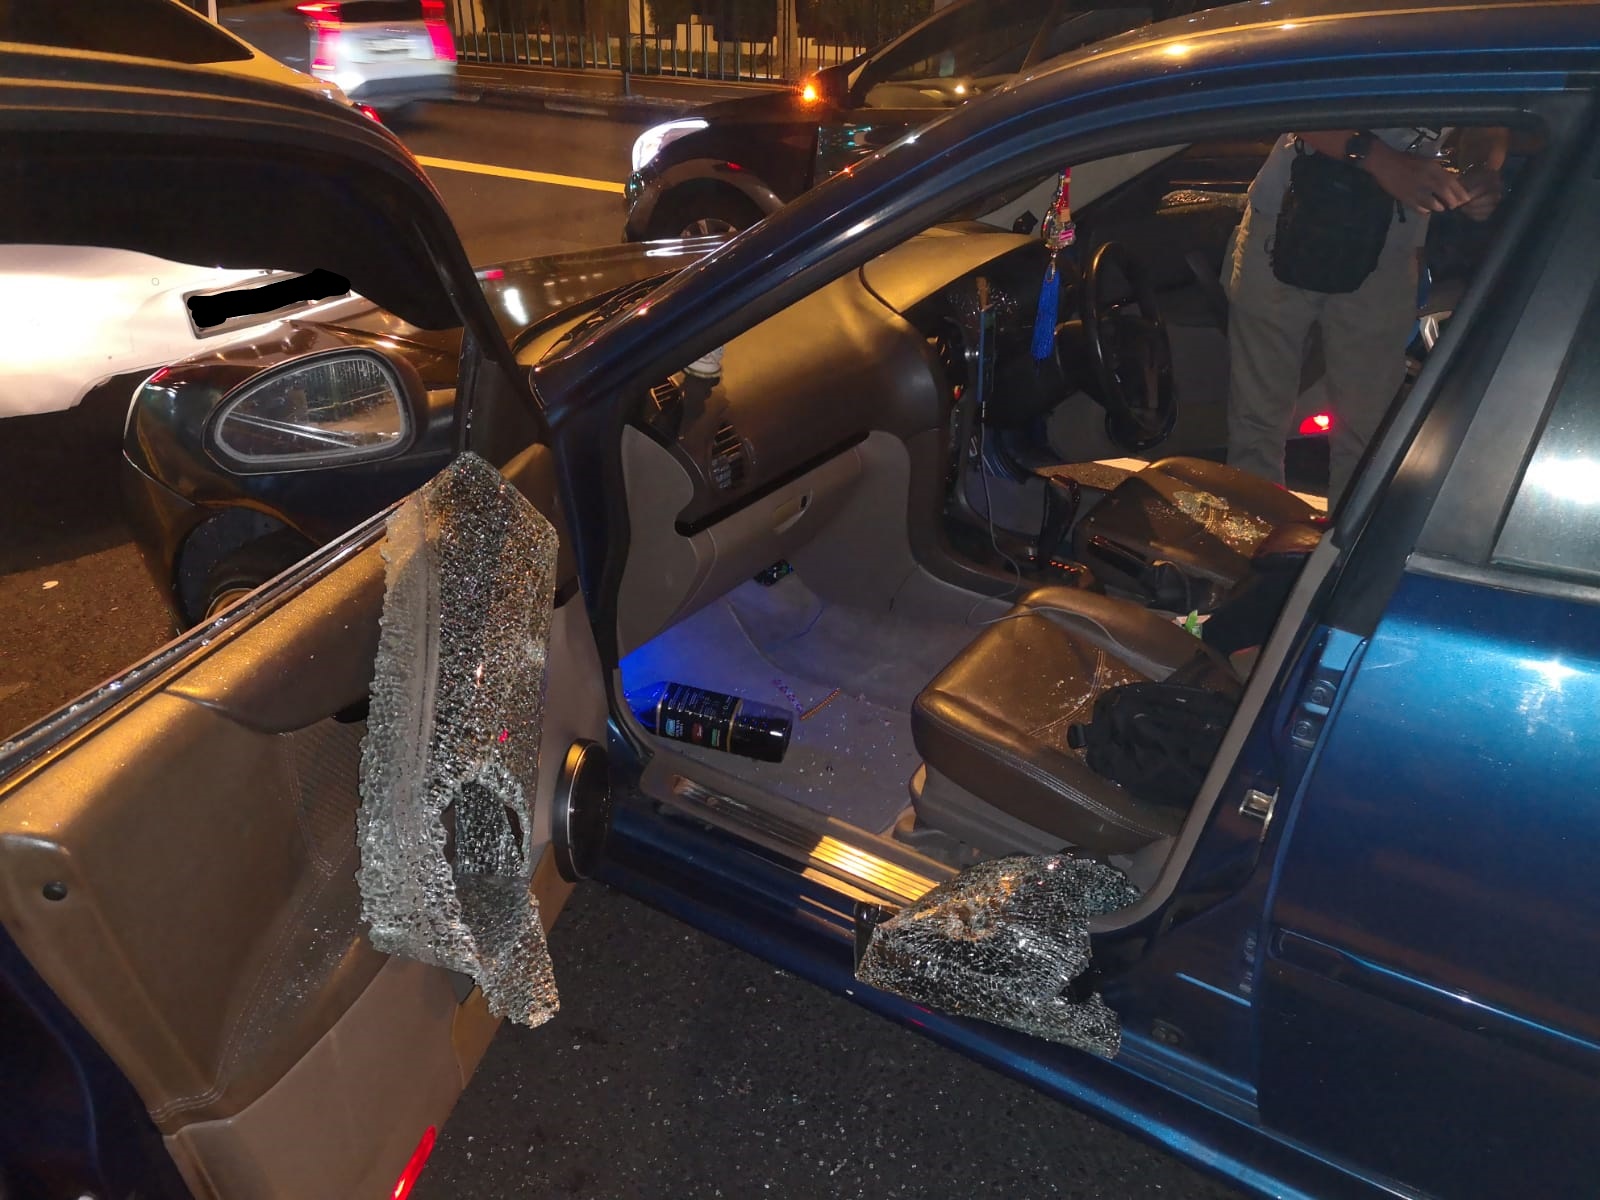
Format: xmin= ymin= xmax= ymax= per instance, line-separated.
xmin=1295 ymin=129 xmax=1474 ymax=215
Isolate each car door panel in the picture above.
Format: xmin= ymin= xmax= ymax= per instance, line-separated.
xmin=0 ymin=446 xmax=600 ymax=1199
xmin=1257 ymin=573 xmax=1600 ymax=1198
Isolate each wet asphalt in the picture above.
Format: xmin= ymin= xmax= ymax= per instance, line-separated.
xmin=415 ymin=882 xmax=1247 ymax=1200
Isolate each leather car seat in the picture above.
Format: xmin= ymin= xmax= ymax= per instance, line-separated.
xmin=1072 ymin=456 xmax=1322 ymax=612
xmin=910 ymin=587 xmax=1238 ymax=856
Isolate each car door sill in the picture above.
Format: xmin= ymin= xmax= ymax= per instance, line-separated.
xmin=644 ymin=760 xmax=952 ymax=906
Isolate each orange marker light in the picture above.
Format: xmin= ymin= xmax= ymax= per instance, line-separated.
xmin=1299 ymin=412 xmax=1333 ymax=435
xmin=800 ymin=80 xmax=820 ymax=103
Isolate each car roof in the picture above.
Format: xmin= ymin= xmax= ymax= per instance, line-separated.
xmin=1020 ymin=0 xmax=1600 ymax=93
xmin=0 ymin=0 xmax=335 ymax=97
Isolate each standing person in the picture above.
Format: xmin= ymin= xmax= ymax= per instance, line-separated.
xmin=1224 ymin=127 xmax=1505 ymax=505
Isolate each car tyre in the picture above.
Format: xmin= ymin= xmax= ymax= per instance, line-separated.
xmin=197 ymin=528 xmax=315 ymax=624
xmin=650 ymin=187 xmax=763 ymax=240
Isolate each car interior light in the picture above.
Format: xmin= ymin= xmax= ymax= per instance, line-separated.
xmin=391 ymin=1126 xmax=436 ymax=1200
xmin=1299 ymin=412 xmax=1333 ymax=434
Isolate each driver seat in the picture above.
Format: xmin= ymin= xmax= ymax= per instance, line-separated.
xmin=1072 ymin=456 xmax=1323 ymax=613
xmin=910 ymin=587 xmax=1240 ymax=857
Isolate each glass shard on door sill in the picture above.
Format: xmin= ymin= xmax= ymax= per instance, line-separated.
xmin=358 ymin=452 xmax=561 ymax=1027
xmin=855 ymin=854 xmax=1138 ymax=1058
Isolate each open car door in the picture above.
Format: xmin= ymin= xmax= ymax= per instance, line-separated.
xmin=0 ymin=51 xmax=608 ymax=1200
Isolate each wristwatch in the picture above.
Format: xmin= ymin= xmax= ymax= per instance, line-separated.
xmin=1343 ymin=130 xmax=1377 ymax=162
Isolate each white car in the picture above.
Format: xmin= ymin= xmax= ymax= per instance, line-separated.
xmin=207 ymin=0 xmax=458 ymax=115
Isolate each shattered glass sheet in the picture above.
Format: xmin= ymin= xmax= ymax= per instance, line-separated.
xmin=358 ymin=452 xmax=560 ymax=1026
xmin=856 ymin=854 xmax=1139 ymax=1058
xmin=1171 ymin=489 xmax=1274 ymax=555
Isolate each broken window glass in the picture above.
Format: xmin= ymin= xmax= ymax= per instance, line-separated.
xmin=856 ymin=854 xmax=1138 ymax=1058
xmin=1170 ymin=489 xmax=1274 ymax=555
xmin=357 ymin=452 xmax=561 ymax=1027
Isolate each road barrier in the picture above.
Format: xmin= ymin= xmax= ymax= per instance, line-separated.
xmin=447 ymin=0 xmax=931 ymax=82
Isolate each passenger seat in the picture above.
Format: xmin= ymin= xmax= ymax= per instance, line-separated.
xmin=909 ymin=588 xmax=1238 ymax=857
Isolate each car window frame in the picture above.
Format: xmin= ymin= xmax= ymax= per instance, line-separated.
xmin=1407 ymin=124 xmax=1600 ymax=602
xmin=0 ymin=75 xmax=543 ymax=776
xmin=1481 ymin=283 xmax=1600 ymax=583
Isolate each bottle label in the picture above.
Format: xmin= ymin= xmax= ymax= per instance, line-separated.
xmin=657 ymin=683 xmax=740 ymax=751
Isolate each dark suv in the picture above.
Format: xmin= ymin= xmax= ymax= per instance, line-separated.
xmin=623 ymin=0 xmax=1206 ymax=240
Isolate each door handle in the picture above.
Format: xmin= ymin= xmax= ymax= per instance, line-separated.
xmin=772 ymin=492 xmax=811 ymax=534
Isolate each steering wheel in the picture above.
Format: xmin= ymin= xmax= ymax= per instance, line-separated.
xmin=1080 ymin=241 xmax=1175 ymax=452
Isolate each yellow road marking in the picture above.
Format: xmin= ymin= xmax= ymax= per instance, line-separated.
xmin=414 ymin=154 xmax=625 ymax=195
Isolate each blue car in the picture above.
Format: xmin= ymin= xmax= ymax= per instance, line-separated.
xmin=4 ymin=2 xmax=1599 ymax=1198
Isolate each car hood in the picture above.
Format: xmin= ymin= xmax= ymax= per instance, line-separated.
xmin=687 ymin=88 xmax=820 ymax=126
xmin=473 ymin=237 xmax=726 ymax=341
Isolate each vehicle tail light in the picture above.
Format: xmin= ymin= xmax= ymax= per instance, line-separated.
xmin=1299 ymin=412 xmax=1333 ymax=435
xmin=358 ymin=103 xmax=383 ymax=122
xmin=422 ymin=0 xmax=457 ymax=61
xmin=297 ymin=2 xmax=341 ymax=72
xmin=391 ymin=1126 xmax=436 ymax=1200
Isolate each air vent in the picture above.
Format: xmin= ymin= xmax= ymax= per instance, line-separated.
xmin=709 ymin=422 xmax=751 ymax=491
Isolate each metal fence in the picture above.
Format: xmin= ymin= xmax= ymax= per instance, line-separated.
xmin=447 ymin=0 xmax=933 ymax=82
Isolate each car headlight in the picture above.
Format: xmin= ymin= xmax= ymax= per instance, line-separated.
xmin=631 ymin=119 xmax=709 ymax=173
xmin=210 ymin=351 xmax=411 ymax=472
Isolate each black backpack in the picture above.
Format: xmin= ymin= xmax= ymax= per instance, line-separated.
xmin=1068 ymin=657 xmax=1240 ymax=811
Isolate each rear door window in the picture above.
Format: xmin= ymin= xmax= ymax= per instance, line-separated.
xmin=1491 ymin=290 xmax=1600 ymax=582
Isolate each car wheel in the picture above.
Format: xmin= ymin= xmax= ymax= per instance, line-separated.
xmin=651 ymin=189 xmax=763 ymax=240
xmin=196 ymin=528 xmax=315 ymax=624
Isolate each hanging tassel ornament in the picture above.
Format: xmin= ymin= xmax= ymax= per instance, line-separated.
xmin=1031 ymin=168 xmax=1076 ymax=363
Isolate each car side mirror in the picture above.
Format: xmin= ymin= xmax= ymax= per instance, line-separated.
xmin=802 ymin=60 xmax=853 ymax=106
xmin=205 ymin=347 xmax=425 ymax=474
